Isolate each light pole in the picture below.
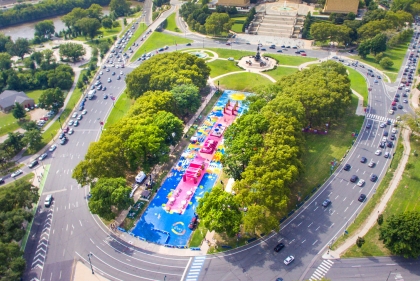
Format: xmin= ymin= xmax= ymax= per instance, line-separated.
xmin=203 ymin=38 xmax=204 ymax=48
xmin=217 ymin=80 xmax=220 ymax=92
xmin=87 ymin=253 xmax=94 ymax=274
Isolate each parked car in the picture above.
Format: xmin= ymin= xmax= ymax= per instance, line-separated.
xmin=11 ymin=169 xmax=23 ymax=178
xmin=274 ymin=243 xmax=285 ymax=252
xmin=39 ymin=153 xmax=48 ymax=161
xmin=322 ymin=199 xmax=331 ymax=207
xmin=49 ymin=144 xmax=57 ymax=152
xmin=44 ymin=194 xmax=53 ymax=207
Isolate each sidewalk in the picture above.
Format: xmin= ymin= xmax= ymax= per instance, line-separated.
xmin=73 ymin=261 xmax=109 ymax=281
xmin=325 ymin=128 xmax=411 ymax=259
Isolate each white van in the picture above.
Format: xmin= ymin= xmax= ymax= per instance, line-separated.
xmin=135 ymin=171 xmax=146 ymax=184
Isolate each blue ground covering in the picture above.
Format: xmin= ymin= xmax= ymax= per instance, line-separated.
xmin=131 ymin=90 xmax=249 ymax=246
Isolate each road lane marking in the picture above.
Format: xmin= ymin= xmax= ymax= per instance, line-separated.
xmin=297 ymin=222 xmax=302 ymax=227
xmin=315 ymin=226 xmax=320 ymax=231
xmin=79 ymin=220 xmax=83 ymax=227
xmin=344 ymin=207 xmax=348 ymax=212
xmin=343 ymin=197 xmax=346 ymax=201
xmin=308 ymin=222 xmax=313 ymax=228
xmin=301 ymin=239 xmax=306 ymax=244
xmin=314 ymin=207 xmax=318 ymax=211
xmin=312 ymin=240 xmax=318 ymax=245
xmin=350 ymin=200 xmax=354 ymax=205
xmin=335 ymin=195 xmax=339 ymax=199
xmin=289 ymin=239 xmax=295 ymax=244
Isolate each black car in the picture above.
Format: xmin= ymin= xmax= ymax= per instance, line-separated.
xmin=387 ymin=141 xmax=393 ymax=148
xmin=358 ymin=194 xmax=366 ymax=202
xmin=28 ymin=160 xmax=38 ymax=168
xmin=386 ymin=119 xmax=392 ymax=125
xmin=322 ymin=199 xmax=332 ymax=207
xmin=383 ymin=131 xmax=388 ymax=137
xmin=274 ymin=243 xmax=285 ymax=252
xmin=350 ymin=175 xmax=358 ymax=182
xmin=370 ymin=174 xmax=378 ymax=182
xmin=394 ymin=98 xmax=399 ymax=102
xmin=366 ymin=123 xmax=372 ymax=129
xmin=59 ymin=133 xmax=65 ymax=139
xmin=390 ymin=134 xmax=396 ymax=140
xmin=343 ymin=164 xmax=351 ymax=171
xmin=60 ymin=138 xmax=67 ymax=145
xmin=360 ymin=157 xmax=367 ymax=163
xmin=188 ymin=217 xmax=198 ymax=230
xmin=379 ymin=142 xmax=386 ymax=148
xmin=0 ymin=178 xmax=4 ymax=185
xmin=398 ymin=104 xmax=403 ymax=109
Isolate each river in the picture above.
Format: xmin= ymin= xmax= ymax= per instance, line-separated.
xmin=0 ymin=6 xmax=110 ymax=41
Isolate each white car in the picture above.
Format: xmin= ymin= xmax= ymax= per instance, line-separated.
xmin=49 ymin=144 xmax=57 ymax=152
xmin=368 ymin=161 xmax=375 ymax=167
xmin=382 ymin=136 xmax=387 ymax=142
xmin=108 ymin=78 xmax=111 ymax=82
xmin=106 ymin=68 xmax=110 ymax=72
xmin=284 ymin=255 xmax=295 ymax=265
xmin=11 ymin=169 xmax=23 ymax=178
xmin=72 ymin=112 xmax=78 ymax=118
xmin=380 ymin=123 xmax=386 ymax=128
xmin=82 ymin=110 xmax=87 ymax=115
xmin=392 ymin=128 xmax=397 ymax=134
xmin=68 ymin=120 xmax=74 ymax=126
xmin=68 ymin=128 xmax=74 ymax=135
xmin=38 ymin=153 xmax=48 ymax=161
xmin=375 ymin=150 xmax=382 ymax=156
xmin=357 ymin=179 xmax=365 ymax=187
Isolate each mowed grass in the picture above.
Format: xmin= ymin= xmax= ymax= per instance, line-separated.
xmin=104 ymin=91 xmax=134 ymax=129
xmin=26 ymin=89 xmax=44 ymax=104
xmin=207 ymin=48 xmax=255 ymax=60
xmin=207 ymin=59 xmax=242 ymax=78
xmin=231 ymin=17 xmax=246 ymax=33
xmin=124 ymin=22 xmax=148 ymax=52
xmin=131 ymin=32 xmax=192 ymax=62
xmin=265 ymin=66 xmax=299 ymax=81
xmin=265 ymin=53 xmax=317 ymax=66
xmin=165 ymin=12 xmax=180 ymax=32
xmin=296 ymin=96 xmax=365 ymax=197
xmin=99 ymin=25 xmax=122 ymax=37
xmin=346 ymin=67 xmax=369 ymax=106
xmin=350 ymin=42 xmax=410 ymax=82
xmin=218 ymin=72 xmax=274 ymax=91
xmin=0 ymin=112 xmax=23 ymax=137
xmin=342 ymin=133 xmax=417 ymax=258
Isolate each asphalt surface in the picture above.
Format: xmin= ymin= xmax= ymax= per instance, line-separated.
xmin=19 ymin=3 xmax=420 ymax=281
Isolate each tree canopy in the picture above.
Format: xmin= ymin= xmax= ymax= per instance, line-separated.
xmin=59 ymin=42 xmax=86 ymax=62
xmin=380 ymin=211 xmax=420 ymax=258
xmin=126 ymin=52 xmax=210 ymax=99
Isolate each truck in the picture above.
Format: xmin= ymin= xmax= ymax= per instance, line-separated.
xmin=87 ymin=90 xmax=96 ymax=100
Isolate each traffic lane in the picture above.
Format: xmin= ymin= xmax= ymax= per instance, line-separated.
xmin=324 ymin=257 xmax=420 ymax=281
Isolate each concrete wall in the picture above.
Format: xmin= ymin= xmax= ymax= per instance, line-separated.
xmin=217 ymin=0 xmax=250 ymax=7
xmin=323 ymin=0 xmax=358 ymax=14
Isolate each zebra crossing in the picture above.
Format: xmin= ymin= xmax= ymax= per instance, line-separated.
xmin=185 ymin=256 xmax=206 ymax=281
xmin=309 ymin=259 xmax=334 ymax=281
xmin=365 ymin=114 xmax=395 ymax=123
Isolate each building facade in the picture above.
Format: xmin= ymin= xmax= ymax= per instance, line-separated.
xmin=0 ymin=90 xmax=34 ymax=112
xmin=323 ymin=0 xmax=358 ymax=14
xmin=217 ymin=0 xmax=250 ymax=7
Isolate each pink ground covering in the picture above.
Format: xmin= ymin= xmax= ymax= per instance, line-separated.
xmin=165 ymin=101 xmax=239 ymax=214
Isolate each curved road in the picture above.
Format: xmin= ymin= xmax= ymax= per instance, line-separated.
xmin=20 ymin=3 xmax=417 ymax=281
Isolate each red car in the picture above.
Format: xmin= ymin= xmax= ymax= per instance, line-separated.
xmin=301 ymin=53 xmax=307 ymax=56
xmin=63 ymin=127 xmax=69 ymax=133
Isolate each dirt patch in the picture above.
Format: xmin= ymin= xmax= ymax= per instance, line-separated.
xmin=28 ymin=108 xmax=49 ymax=121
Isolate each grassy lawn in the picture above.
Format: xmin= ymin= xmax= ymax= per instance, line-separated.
xmin=265 ymin=66 xmax=299 ymax=81
xmin=189 ymin=224 xmax=207 ymax=247
xmin=342 ymin=134 xmax=415 ymax=258
xmin=104 ymin=91 xmax=134 ymax=129
xmin=265 ymin=54 xmax=317 ymax=66
xmin=0 ymin=112 xmax=23 ymax=137
xmin=26 ymin=89 xmax=44 ymax=104
xmin=99 ymin=25 xmax=122 ymax=37
xmin=165 ymin=12 xmax=180 ymax=32
xmin=218 ymin=72 xmax=273 ymax=91
xmin=350 ymin=42 xmax=409 ymax=82
xmin=206 ymin=48 xmax=255 ymax=60
xmin=124 ymin=23 xmax=148 ymax=52
xmin=131 ymin=32 xmax=193 ymax=62
xmin=207 ymin=59 xmax=242 ymax=78
xmin=295 ymin=96 xmax=365 ymax=199
xmin=0 ymin=173 xmax=34 ymax=189
xmin=231 ymin=17 xmax=246 ymax=33
xmin=346 ymin=67 xmax=368 ymax=106
xmin=333 ymin=137 xmax=404 ymax=254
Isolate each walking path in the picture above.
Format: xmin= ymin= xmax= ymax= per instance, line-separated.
xmin=324 ymin=128 xmax=411 ymax=259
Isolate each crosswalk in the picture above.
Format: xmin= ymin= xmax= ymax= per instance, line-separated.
xmin=309 ymin=259 xmax=334 ymax=281
xmin=185 ymin=256 xmax=206 ymax=281
xmin=366 ymin=114 xmax=395 ymax=123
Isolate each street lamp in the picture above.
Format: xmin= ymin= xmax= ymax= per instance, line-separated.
xmin=217 ymin=80 xmax=220 ymax=92
xmin=203 ymin=38 xmax=204 ymax=48
xmin=87 ymin=253 xmax=94 ymax=274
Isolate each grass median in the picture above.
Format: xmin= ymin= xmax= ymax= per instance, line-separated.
xmin=124 ymin=22 xmax=147 ymax=52
xmin=218 ymin=72 xmax=273 ymax=91
xmin=342 ymin=133 xmax=419 ymax=257
xmin=346 ymin=67 xmax=369 ymax=106
xmin=165 ymin=13 xmax=180 ymax=33
xmin=207 ymin=59 xmax=242 ymax=78
xmin=104 ymin=91 xmax=134 ymax=128
xmin=131 ymin=32 xmax=193 ymax=62
xmin=265 ymin=66 xmax=299 ymax=81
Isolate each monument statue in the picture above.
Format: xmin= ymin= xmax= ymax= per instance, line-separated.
xmin=255 ymin=46 xmax=261 ymax=61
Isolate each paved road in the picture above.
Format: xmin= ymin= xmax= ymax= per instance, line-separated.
xmin=21 ymin=4 xmax=419 ymax=281
xmin=307 ymin=257 xmax=420 ymax=281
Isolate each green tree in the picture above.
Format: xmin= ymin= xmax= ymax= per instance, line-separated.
xmin=88 ymin=178 xmax=133 ymax=220
xmin=59 ymin=42 xmax=86 ymax=62
xmin=38 ymin=87 xmax=65 ymax=111
xmin=170 ymin=84 xmax=201 ymax=118
xmin=22 ymin=129 xmax=43 ymax=150
xmin=357 ymin=20 xmax=390 ymax=39
xmin=102 ymin=17 xmax=113 ymax=29
xmin=380 ymin=211 xmax=420 ymax=258
xmin=356 ymin=236 xmax=365 ymax=247
xmin=0 ymin=52 xmax=12 ymax=70
xmin=34 ymin=20 xmax=55 ymax=38
xmin=205 ymin=13 xmax=233 ymax=35
xmin=310 ymin=22 xmax=334 ymax=42
xmin=0 ymin=242 xmax=26 ymax=280
xmin=375 ymin=52 xmax=385 ymax=62
xmin=62 ymin=7 xmax=89 ymax=29
xmin=76 ymin=18 xmax=101 ymax=39
xmin=357 ymin=40 xmax=371 ymax=58
xmin=126 ymin=52 xmax=210 ymax=99
xmin=379 ymin=57 xmax=394 ymax=69
xmin=87 ymin=4 xmax=103 ymax=20
xmin=0 ymin=33 xmax=12 ymax=53
xmin=4 ymin=132 xmax=24 ymax=153
xmin=370 ymin=33 xmax=387 ymax=55
xmin=12 ymin=102 xmax=26 ymax=120
xmin=196 ymin=186 xmax=242 ymax=237
xmin=110 ymin=0 xmax=131 ymax=17
xmin=6 ymin=38 xmax=30 ymax=60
